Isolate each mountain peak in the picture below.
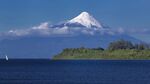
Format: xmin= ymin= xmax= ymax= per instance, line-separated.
xmin=68 ymin=12 xmax=102 ymax=28
xmin=79 ymin=11 xmax=90 ymax=17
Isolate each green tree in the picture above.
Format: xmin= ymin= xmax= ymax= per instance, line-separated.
xmin=134 ymin=43 xmax=149 ymax=50
xmin=108 ymin=39 xmax=134 ymax=50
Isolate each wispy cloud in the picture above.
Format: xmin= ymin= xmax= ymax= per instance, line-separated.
xmin=3 ymin=22 xmax=71 ymax=37
xmin=0 ymin=22 xmax=113 ymax=38
xmin=32 ymin=22 xmax=49 ymax=30
xmin=114 ymin=27 xmax=150 ymax=34
xmin=1 ymin=21 xmax=149 ymax=39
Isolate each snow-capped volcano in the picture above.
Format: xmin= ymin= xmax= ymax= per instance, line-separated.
xmin=51 ymin=12 xmax=103 ymax=28
xmin=67 ymin=12 xmax=102 ymax=28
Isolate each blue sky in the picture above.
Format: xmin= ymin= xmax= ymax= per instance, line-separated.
xmin=0 ymin=0 xmax=150 ymax=42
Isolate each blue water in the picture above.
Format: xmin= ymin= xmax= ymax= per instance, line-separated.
xmin=0 ymin=60 xmax=150 ymax=84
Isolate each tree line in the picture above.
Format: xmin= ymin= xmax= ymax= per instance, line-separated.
xmin=63 ymin=39 xmax=150 ymax=52
xmin=108 ymin=39 xmax=150 ymax=50
xmin=54 ymin=39 xmax=150 ymax=59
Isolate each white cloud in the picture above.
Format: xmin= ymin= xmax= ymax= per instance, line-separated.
xmin=0 ymin=22 xmax=89 ymax=37
xmin=115 ymin=27 xmax=150 ymax=34
xmin=117 ymin=27 xmax=125 ymax=34
xmin=107 ymin=31 xmax=115 ymax=35
xmin=3 ymin=22 xmax=73 ymax=37
xmin=32 ymin=22 xmax=49 ymax=30
xmin=52 ymin=26 xmax=70 ymax=35
xmin=3 ymin=26 xmax=117 ymax=37
xmin=4 ymin=21 xmax=149 ymax=38
xmin=8 ymin=29 xmax=30 ymax=36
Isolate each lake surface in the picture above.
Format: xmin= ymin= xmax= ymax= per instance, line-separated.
xmin=0 ymin=60 xmax=150 ymax=84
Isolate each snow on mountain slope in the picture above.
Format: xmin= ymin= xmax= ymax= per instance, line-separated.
xmin=67 ymin=12 xmax=102 ymax=28
xmin=51 ymin=12 xmax=104 ymax=29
